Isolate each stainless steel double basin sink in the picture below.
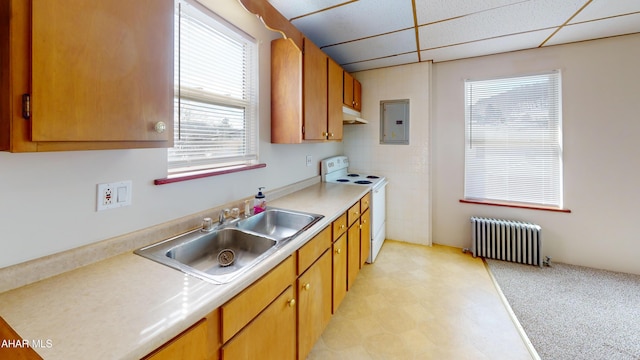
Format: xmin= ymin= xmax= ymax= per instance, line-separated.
xmin=135 ymin=208 xmax=323 ymax=284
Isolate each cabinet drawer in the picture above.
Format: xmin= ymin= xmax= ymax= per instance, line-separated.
xmin=347 ymin=202 xmax=360 ymax=227
xmin=221 ymin=256 xmax=295 ymax=343
xmin=360 ymin=192 xmax=371 ymax=212
xmin=143 ymin=319 xmax=208 ymax=360
xmin=332 ymin=213 xmax=347 ymax=241
xmin=297 ymin=226 xmax=331 ymax=275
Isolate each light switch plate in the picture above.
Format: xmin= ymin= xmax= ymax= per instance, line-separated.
xmin=97 ymin=181 xmax=132 ymax=211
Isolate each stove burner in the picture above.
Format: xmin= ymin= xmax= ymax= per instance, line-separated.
xmin=337 ymin=179 xmax=350 ymax=182
xmin=347 ymin=173 xmax=359 ymax=177
xmin=367 ymin=175 xmax=380 ymax=179
xmin=355 ymin=180 xmax=373 ymax=185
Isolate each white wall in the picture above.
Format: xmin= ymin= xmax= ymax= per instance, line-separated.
xmin=432 ymin=33 xmax=640 ymax=275
xmin=345 ymin=62 xmax=432 ymax=246
xmin=0 ymin=0 xmax=343 ymax=269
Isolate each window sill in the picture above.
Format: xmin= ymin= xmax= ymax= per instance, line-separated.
xmin=459 ymin=199 xmax=571 ymax=213
xmin=154 ymin=163 xmax=266 ymax=185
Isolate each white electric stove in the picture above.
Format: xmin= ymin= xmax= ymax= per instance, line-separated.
xmin=321 ymin=156 xmax=387 ymax=263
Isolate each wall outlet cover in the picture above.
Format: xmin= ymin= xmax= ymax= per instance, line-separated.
xmin=97 ymin=181 xmax=132 ymax=211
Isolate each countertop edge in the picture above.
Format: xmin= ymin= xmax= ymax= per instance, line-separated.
xmin=0 ymin=181 xmax=370 ymax=360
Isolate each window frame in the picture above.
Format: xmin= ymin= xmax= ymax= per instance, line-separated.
xmin=163 ymin=0 xmax=260 ymax=182
xmin=462 ymin=71 xmax=567 ymax=211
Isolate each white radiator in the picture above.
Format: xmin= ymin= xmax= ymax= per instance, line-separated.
xmin=469 ymin=217 xmax=543 ymax=267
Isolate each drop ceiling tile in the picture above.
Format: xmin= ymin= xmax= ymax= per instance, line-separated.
xmin=322 ymin=29 xmax=416 ymax=65
xmin=291 ymin=0 xmax=415 ymax=47
xmin=267 ymin=0 xmax=348 ymax=20
xmin=342 ymin=53 xmax=419 ymax=72
xmin=570 ymin=0 xmax=640 ymax=23
xmin=414 ymin=0 xmax=527 ymax=24
xmin=546 ymin=12 xmax=640 ymax=46
xmin=418 ymin=0 xmax=585 ymax=49
xmin=420 ymin=28 xmax=553 ymax=62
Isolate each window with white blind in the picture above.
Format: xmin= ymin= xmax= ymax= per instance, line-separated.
xmin=169 ymin=0 xmax=258 ymax=175
xmin=464 ymin=71 xmax=563 ymax=208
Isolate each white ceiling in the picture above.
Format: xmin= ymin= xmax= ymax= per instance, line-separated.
xmin=266 ymin=0 xmax=640 ymax=72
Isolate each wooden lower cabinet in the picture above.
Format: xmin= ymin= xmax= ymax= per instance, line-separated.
xmin=347 ymin=222 xmax=361 ymax=290
xmin=360 ymin=208 xmax=371 ymax=268
xmin=332 ymin=234 xmax=348 ymax=313
xmin=143 ymin=318 xmax=210 ymax=360
xmin=297 ymin=250 xmax=332 ymax=359
xmin=221 ymin=286 xmax=296 ymax=360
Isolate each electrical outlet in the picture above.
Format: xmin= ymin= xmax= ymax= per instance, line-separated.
xmin=306 ymin=155 xmax=312 ymax=167
xmin=97 ymin=181 xmax=132 ymax=211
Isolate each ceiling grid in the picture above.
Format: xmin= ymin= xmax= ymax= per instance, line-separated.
xmin=266 ymin=0 xmax=640 ymax=71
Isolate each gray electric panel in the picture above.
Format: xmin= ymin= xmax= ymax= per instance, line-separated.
xmin=380 ymin=99 xmax=409 ymax=144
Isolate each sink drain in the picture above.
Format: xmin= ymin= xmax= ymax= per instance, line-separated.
xmin=217 ymin=249 xmax=235 ymax=267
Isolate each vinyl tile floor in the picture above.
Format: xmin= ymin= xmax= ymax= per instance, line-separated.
xmin=307 ymin=240 xmax=535 ymax=360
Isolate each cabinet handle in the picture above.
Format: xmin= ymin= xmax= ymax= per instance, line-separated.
xmin=303 ymin=283 xmax=311 ymax=291
xmin=355 ymin=211 xmax=359 ymax=216
xmin=362 ymin=219 xmax=367 ymax=224
xmin=335 ymin=248 xmax=342 ymax=255
xmin=287 ymin=299 xmax=296 ymax=307
xmin=154 ymin=121 xmax=167 ymax=133
xmin=329 ymin=133 xmax=334 ymax=137
xmin=340 ymin=224 xmax=345 ymax=230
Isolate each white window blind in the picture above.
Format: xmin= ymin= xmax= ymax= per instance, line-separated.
xmin=169 ymin=0 xmax=258 ymax=174
xmin=464 ymin=71 xmax=563 ymax=207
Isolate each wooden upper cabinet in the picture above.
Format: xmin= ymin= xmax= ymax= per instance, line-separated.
xmin=353 ymin=78 xmax=362 ymax=111
xmin=342 ymin=71 xmax=361 ymax=111
xmin=0 ymin=0 xmax=174 ymax=152
xmin=271 ymin=37 xmax=343 ymax=143
xmin=327 ymin=58 xmax=343 ymax=141
xmin=302 ymin=38 xmax=328 ymax=141
xmin=343 ymin=71 xmax=354 ymax=109
xmin=270 ymin=38 xmax=303 ymax=144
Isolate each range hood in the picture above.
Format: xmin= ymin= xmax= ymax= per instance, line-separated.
xmin=342 ymin=106 xmax=368 ymax=124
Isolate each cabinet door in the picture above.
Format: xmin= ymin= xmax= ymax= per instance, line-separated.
xmin=343 ymin=71 xmax=354 ymax=108
xmin=353 ymin=78 xmax=362 ymax=111
xmin=31 ymin=0 xmax=173 ymax=143
xmin=332 ymin=234 xmax=347 ymax=313
xmin=270 ymin=38 xmax=303 ymax=144
xmin=297 ymin=251 xmax=332 ymax=360
xmin=347 ymin=222 xmax=360 ymax=290
xmin=303 ymin=38 xmax=328 ymax=140
xmin=221 ymin=256 xmax=295 ymax=343
xmin=360 ymin=208 xmax=371 ymax=268
xmin=327 ymin=58 xmax=343 ymax=141
xmin=221 ymin=286 xmax=296 ymax=360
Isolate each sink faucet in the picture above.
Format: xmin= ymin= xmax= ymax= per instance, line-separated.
xmin=219 ymin=208 xmax=230 ymax=225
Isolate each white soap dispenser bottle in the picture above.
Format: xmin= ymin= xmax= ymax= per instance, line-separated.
xmin=253 ymin=187 xmax=266 ymax=214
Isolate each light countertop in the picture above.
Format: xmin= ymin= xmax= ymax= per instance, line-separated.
xmin=0 ymin=182 xmax=369 ymax=359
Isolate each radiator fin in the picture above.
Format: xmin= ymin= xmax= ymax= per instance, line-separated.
xmin=470 ymin=217 xmax=543 ymax=267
